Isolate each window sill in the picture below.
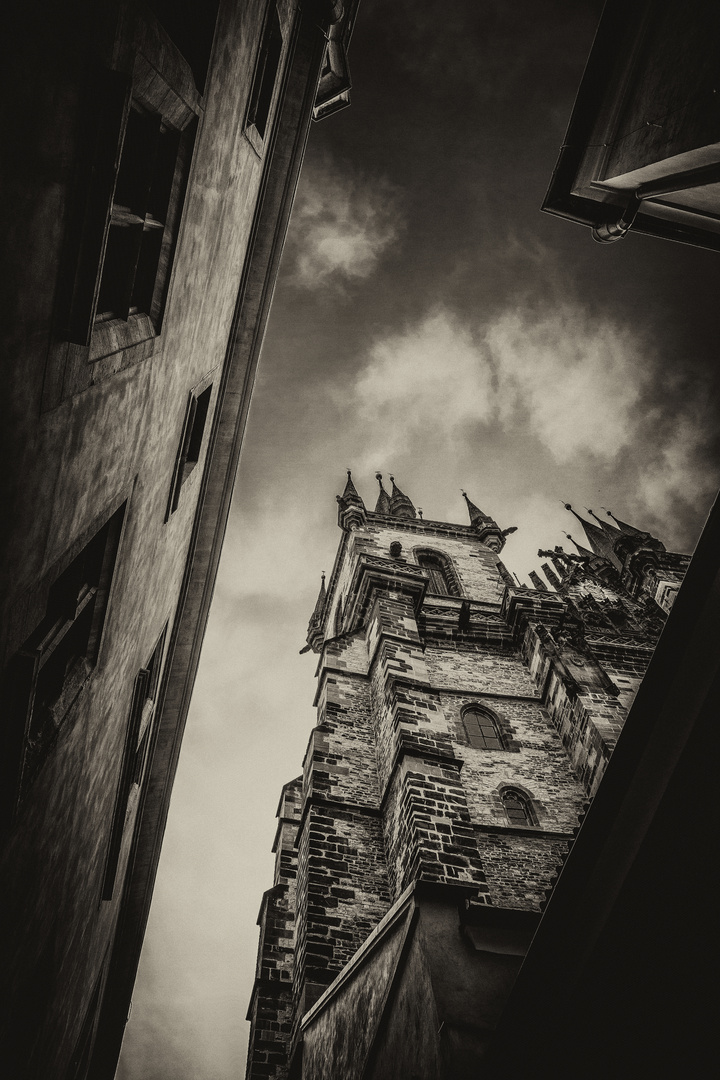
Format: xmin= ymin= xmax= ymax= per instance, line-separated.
xmin=243 ymin=122 xmax=265 ymax=158
xmin=89 ymin=312 xmax=156 ymax=364
xmin=42 ymin=314 xmax=157 ymax=410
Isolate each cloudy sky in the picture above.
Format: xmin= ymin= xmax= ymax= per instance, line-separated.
xmin=118 ymin=2 xmax=720 ymax=1076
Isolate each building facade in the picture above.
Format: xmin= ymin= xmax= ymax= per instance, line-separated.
xmin=542 ymin=0 xmax=720 ymax=249
xmin=246 ymin=473 xmax=688 ymax=1079
xmin=0 ymin=2 xmax=357 ymax=1077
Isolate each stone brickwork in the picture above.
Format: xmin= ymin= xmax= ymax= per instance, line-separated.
xmin=246 ymin=780 xmax=302 ymax=1080
xmin=246 ymin=482 xmax=689 ymax=1077
xmin=475 ymin=831 xmax=572 ymax=909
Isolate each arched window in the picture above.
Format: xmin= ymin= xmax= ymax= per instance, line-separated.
xmin=333 ymin=602 xmax=343 ymax=637
xmin=462 ymin=707 xmax=504 ymax=749
xmin=417 ymin=551 xmax=452 ymax=596
xmin=501 ymin=788 xmax=536 ymax=827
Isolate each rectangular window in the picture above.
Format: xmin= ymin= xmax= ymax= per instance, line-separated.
xmin=2 ymin=504 xmax=126 ymax=818
xmin=244 ymin=5 xmax=283 ymax=150
xmin=95 ymin=104 xmax=187 ymax=328
xmin=60 ymin=37 xmax=197 ymax=351
xmin=102 ymin=626 xmax=167 ymax=901
xmin=167 ymin=380 xmax=213 ymax=516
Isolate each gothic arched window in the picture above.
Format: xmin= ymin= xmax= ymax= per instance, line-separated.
xmin=417 ymin=551 xmax=452 ymax=596
xmin=501 ymin=788 xmax=536 ymax=827
xmin=462 ymin=707 xmax=504 ymax=750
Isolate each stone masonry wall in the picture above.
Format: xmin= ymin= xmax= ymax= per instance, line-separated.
xmin=475 ymin=832 xmax=572 ymax=910
xmin=252 ymin=503 xmax=678 ymax=1074
xmin=291 ymin=655 xmax=390 ymax=1027
xmin=246 ymin=779 xmax=302 ymax=1080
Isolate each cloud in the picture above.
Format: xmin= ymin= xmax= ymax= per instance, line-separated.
xmin=635 ymin=406 xmax=718 ymax=524
xmin=350 ymin=308 xmax=494 ymax=466
xmin=347 ymin=303 xmax=718 ymax=524
xmin=486 ymin=305 xmax=649 ymax=461
xmin=287 ymin=158 xmax=403 ymax=288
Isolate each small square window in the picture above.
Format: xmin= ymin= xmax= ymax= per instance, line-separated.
xmin=167 ymin=381 xmax=213 ymax=517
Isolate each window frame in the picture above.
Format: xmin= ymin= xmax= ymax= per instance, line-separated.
xmin=501 ymin=787 xmax=538 ymax=828
xmin=93 ymin=103 xmax=187 ymax=330
xmin=1 ymin=502 xmax=127 ymax=820
xmin=462 ymin=705 xmax=506 ymax=750
xmin=415 ymin=548 xmax=461 ymax=597
xmin=166 ymin=374 xmax=214 ymax=519
xmin=45 ymin=11 xmax=201 ymax=410
xmin=102 ymin=625 xmax=167 ymax=901
xmin=243 ymin=4 xmax=284 ymax=156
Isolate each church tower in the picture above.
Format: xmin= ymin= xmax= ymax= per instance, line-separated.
xmin=245 ymin=477 xmax=686 ymax=1080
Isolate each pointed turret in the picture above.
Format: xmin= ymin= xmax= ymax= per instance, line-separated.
xmin=587 ymin=507 xmax=621 ymax=535
xmin=603 ymin=508 xmax=646 ymax=536
xmin=389 ymin=476 xmax=416 ymax=520
xmin=305 ymin=573 xmax=327 ymax=653
xmin=564 ymin=531 xmax=594 ymax=560
xmin=336 ymin=470 xmax=367 ymax=531
xmin=564 ymin=504 xmax=622 ymax=570
xmin=462 ymin=491 xmax=490 ymax=530
xmin=374 ymin=473 xmax=392 ymax=515
xmin=461 ymin=490 xmax=510 ymax=553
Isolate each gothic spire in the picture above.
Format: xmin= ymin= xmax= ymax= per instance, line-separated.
xmin=462 ymin=490 xmax=491 ymax=530
xmin=304 ymin=573 xmax=327 ymax=653
xmin=389 ymin=476 xmax=417 ymax=520
xmin=374 ymin=473 xmax=392 ymax=515
xmin=563 ymin=531 xmax=594 ymax=559
xmin=312 ymin=572 xmax=326 ymax=616
xmin=564 ymin=503 xmax=622 ymax=570
xmin=603 ymin=508 xmax=645 ymax=536
xmin=588 ymin=508 xmax=619 ymax=534
xmin=336 ymin=470 xmax=367 ymax=531
xmin=462 ymin=490 xmax=510 ymax=553
xmin=341 ymin=470 xmax=363 ymax=508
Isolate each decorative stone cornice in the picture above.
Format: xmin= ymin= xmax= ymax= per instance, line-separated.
xmin=502 ymin=587 xmax=567 ymax=638
xmin=343 ymin=555 xmax=427 ymax=633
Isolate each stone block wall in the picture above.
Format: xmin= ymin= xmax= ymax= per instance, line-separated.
xmin=475 ymin=831 xmax=572 ymax=909
xmin=248 ymin=500 xmax=688 ymax=1075
xmin=246 ymin=780 xmax=302 ymax=1080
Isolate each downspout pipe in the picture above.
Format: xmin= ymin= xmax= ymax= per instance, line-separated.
xmin=592 ymin=159 xmax=720 ymax=242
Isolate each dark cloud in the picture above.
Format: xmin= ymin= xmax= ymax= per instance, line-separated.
xmin=119 ymin=2 xmax=720 ymax=1075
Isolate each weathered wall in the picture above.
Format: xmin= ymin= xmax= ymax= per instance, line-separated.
xmin=0 ymin=2 xmax=311 ymax=1075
